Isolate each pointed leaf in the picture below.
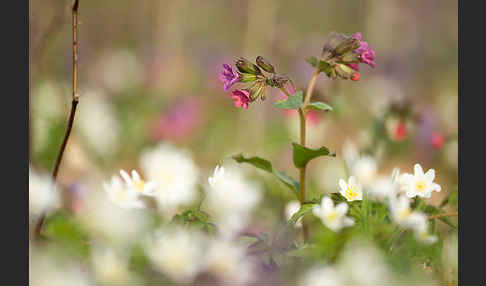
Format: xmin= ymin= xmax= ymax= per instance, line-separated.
xmin=292 ymin=143 xmax=335 ymax=168
xmin=275 ymin=91 xmax=303 ymax=110
xmin=307 ymin=102 xmax=333 ymax=111
xmin=232 ymin=154 xmax=299 ymax=195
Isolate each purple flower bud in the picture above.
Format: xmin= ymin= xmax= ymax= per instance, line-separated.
xmin=219 ymin=64 xmax=240 ymax=92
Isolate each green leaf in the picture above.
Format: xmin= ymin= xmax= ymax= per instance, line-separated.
xmin=305 ymin=57 xmax=319 ymax=68
xmin=288 ymin=203 xmax=316 ymax=224
xmin=307 ymin=102 xmax=333 ymax=111
xmin=438 ymin=217 xmax=457 ymax=229
xmin=440 ymin=190 xmax=458 ymax=207
xmin=305 ymin=57 xmax=332 ymax=75
xmin=232 ymin=154 xmax=299 ymax=195
xmin=292 ymin=143 xmax=335 ymax=168
xmin=275 ymin=91 xmax=303 ymax=110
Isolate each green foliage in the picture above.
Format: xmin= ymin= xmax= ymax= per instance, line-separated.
xmin=43 ymin=211 xmax=90 ymax=259
xmin=306 ymin=101 xmax=333 ymax=111
xmin=232 ymin=154 xmax=300 ymax=195
xmin=440 ymin=189 xmax=458 ymax=207
xmin=275 ymin=91 xmax=303 ymax=110
xmin=171 ymin=209 xmax=216 ymax=234
xmin=305 ymin=56 xmax=332 ymax=75
xmin=292 ymin=143 xmax=335 ymax=168
xmin=288 ymin=203 xmax=316 ymax=225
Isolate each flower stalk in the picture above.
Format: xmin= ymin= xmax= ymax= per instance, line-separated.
xmin=34 ymin=0 xmax=80 ymax=238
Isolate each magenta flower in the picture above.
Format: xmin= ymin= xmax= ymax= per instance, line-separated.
xmin=230 ymin=89 xmax=251 ymax=109
xmin=220 ymin=64 xmax=240 ymax=91
xmin=348 ymin=32 xmax=376 ymax=71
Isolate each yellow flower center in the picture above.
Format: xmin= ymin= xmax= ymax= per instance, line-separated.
xmin=326 ymin=211 xmax=339 ymax=222
xmin=345 ymin=185 xmax=358 ymax=200
xmin=134 ymin=179 xmax=145 ymax=192
xmin=416 ymin=180 xmax=427 ymax=192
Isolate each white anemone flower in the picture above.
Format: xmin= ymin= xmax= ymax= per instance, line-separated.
xmin=119 ymin=169 xmax=157 ymax=196
xmin=91 ymin=245 xmax=140 ymax=286
xmin=312 ymin=196 xmax=354 ymax=232
xmin=140 ymin=143 xmax=199 ymax=216
xmin=299 ymin=266 xmax=343 ymax=286
xmin=29 ymin=167 xmax=61 ymax=219
xmin=144 ymin=228 xmax=205 ymax=284
xmin=338 ymin=176 xmax=363 ymax=201
xmin=103 ymin=175 xmax=145 ymax=209
xmin=285 ymin=200 xmax=302 ymax=228
xmin=205 ymin=165 xmax=262 ymax=237
xmin=399 ymin=163 xmax=441 ymax=198
xmin=203 ymin=237 xmax=255 ymax=285
xmin=368 ymin=174 xmax=398 ymax=201
xmin=351 ymin=156 xmax=377 ymax=187
xmin=389 ymin=195 xmax=427 ymax=229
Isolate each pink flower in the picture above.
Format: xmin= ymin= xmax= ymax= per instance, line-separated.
xmin=431 ymin=133 xmax=444 ymax=149
xmin=230 ymin=89 xmax=251 ymax=109
xmin=348 ymin=32 xmax=376 ymax=71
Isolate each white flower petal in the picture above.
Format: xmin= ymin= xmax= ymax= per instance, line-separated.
xmin=338 ymin=179 xmax=347 ymax=191
xmin=431 ymin=183 xmax=442 ymax=192
xmin=414 ymin=164 xmax=424 ymax=176
xmin=119 ymin=170 xmax=132 ymax=184
xmin=336 ymin=202 xmax=348 ymax=215
xmin=424 ymin=169 xmax=435 ymax=182
xmin=322 ymin=196 xmax=334 ymax=210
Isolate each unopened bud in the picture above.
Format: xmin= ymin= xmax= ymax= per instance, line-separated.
xmin=240 ymin=73 xmax=258 ymax=83
xmin=340 ymin=52 xmax=361 ymax=64
xmin=266 ymin=74 xmax=289 ymax=88
xmin=236 ymin=57 xmax=262 ymax=75
xmin=256 ymin=56 xmax=276 ymax=73
xmin=321 ymin=32 xmax=348 ymax=60
xmin=351 ymin=73 xmax=360 ymax=81
xmin=335 ymin=63 xmax=355 ymax=79
xmin=249 ymin=82 xmax=266 ymax=101
xmin=335 ymin=38 xmax=360 ymax=55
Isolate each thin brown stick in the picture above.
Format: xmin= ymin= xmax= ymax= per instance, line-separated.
xmin=34 ymin=0 xmax=80 ymax=238
xmin=428 ymin=212 xmax=458 ymax=220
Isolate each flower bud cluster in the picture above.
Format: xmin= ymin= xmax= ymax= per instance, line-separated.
xmin=219 ymin=56 xmax=291 ymax=109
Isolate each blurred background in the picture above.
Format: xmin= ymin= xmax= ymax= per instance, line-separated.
xmin=29 ymin=0 xmax=457 ymax=197
xmin=29 ymin=0 xmax=458 ymax=285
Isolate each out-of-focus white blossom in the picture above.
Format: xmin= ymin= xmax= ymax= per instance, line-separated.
xmin=79 ymin=190 xmax=150 ymax=245
xmin=203 ymin=237 xmax=255 ymax=285
xmin=337 ymin=240 xmax=394 ymax=286
xmin=103 ymin=174 xmax=145 ymax=209
xmin=91 ymin=245 xmax=140 ymax=286
xmin=285 ymin=200 xmax=302 ymax=228
xmin=29 ymin=167 xmax=61 ymax=220
xmin=205 ymin=165 xmax=262 ymax=236
xmin=399 ymin=164 xmax=441 ymax=199
xmin=351 ymin=156 xmax=377 ymax=188
xmin=368 ymin=174 xmax=397 ymax=201
xmin=299 ymin=266 xmax=343 ymax=286
xmin=144 ymin=227 xmax=206 ymax=284
xmin=140 ymin=143 xmax=200 ymax=217
xmin=119 ymin=169 xmax=157 ymax=196
xmin=338 ymin=176 xmax=363 ymax=202
xmin=77 ymin=90 xmax=120 ymax=156
xmin=312 ymin=197 xmax=354 ymax=232
xmin=30 ymin=250 xmax=94 ymax=286
xmin=389 ymin=195 xmax=426 ymax=229
xmin=414 ymin=220 xmax=438 ymax=244
xmin=342 ymin=140 xmax=359 ymax=169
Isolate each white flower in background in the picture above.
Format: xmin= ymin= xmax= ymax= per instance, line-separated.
xmin=285 ymin=200 xmax=302 ymax=228
xmin=351 ymin=156 xmax=377 ymax=187
xmin=205 ymin=165 xmax=262 ymax=236
xmin=91 ymin=245 xmax=140 ymax=286
xmin=338 ymin=176 xmax=363 ymax=201
xmin=145 ymin=228 xmax=206 ymax=284
xmin=337 ymin=240 xmax=393 ymax=286
xmin=77 ymin=90 xmax=120 ymax=156
xmin=312 ymin=197 xmax=354 ymax=232
xmin=29 ymin=167 xmax=61 ymax=219
xmin=140 ymin=143 xmax=199 ymax=216
xmin=79 ymin=189 xmax=150 ymax=245
xmin=30 ymin=250 xmax=94 ymax=286
xmin=389 ymin=195 xmax=426 ymax=229
xmin=119 ymin=169 xmax=157 ymax=196
xmin=299 ymin=266 xmax=343 ymax=286
xmin=203 ymin=237 xmax=255 ymax=285
xmin=368 ymin=174 xmax=398 ymax=201
xmin=414 ymin=220 xmax=438 ymax=244
xmin=103 ymin=175 xmax=145 ymax=209
xmin=399 ymin=164 xmax=441 ymax=198
xmin=342 ymin=140 xmax=359 ymax=168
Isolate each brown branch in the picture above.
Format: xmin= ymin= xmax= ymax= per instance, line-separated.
xmin=34 ymin=0 xmax=80 ymax=238
xmin=428 ymin=212 xmax=458 ymax=220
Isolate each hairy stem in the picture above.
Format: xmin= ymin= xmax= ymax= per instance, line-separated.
xmin=34 ymin=0 xmax=80 ymax=238
xmin=428 ymin=212 xmax=458 ymax=220
xmin=298 ymin=70 xmax=321 ymax=241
